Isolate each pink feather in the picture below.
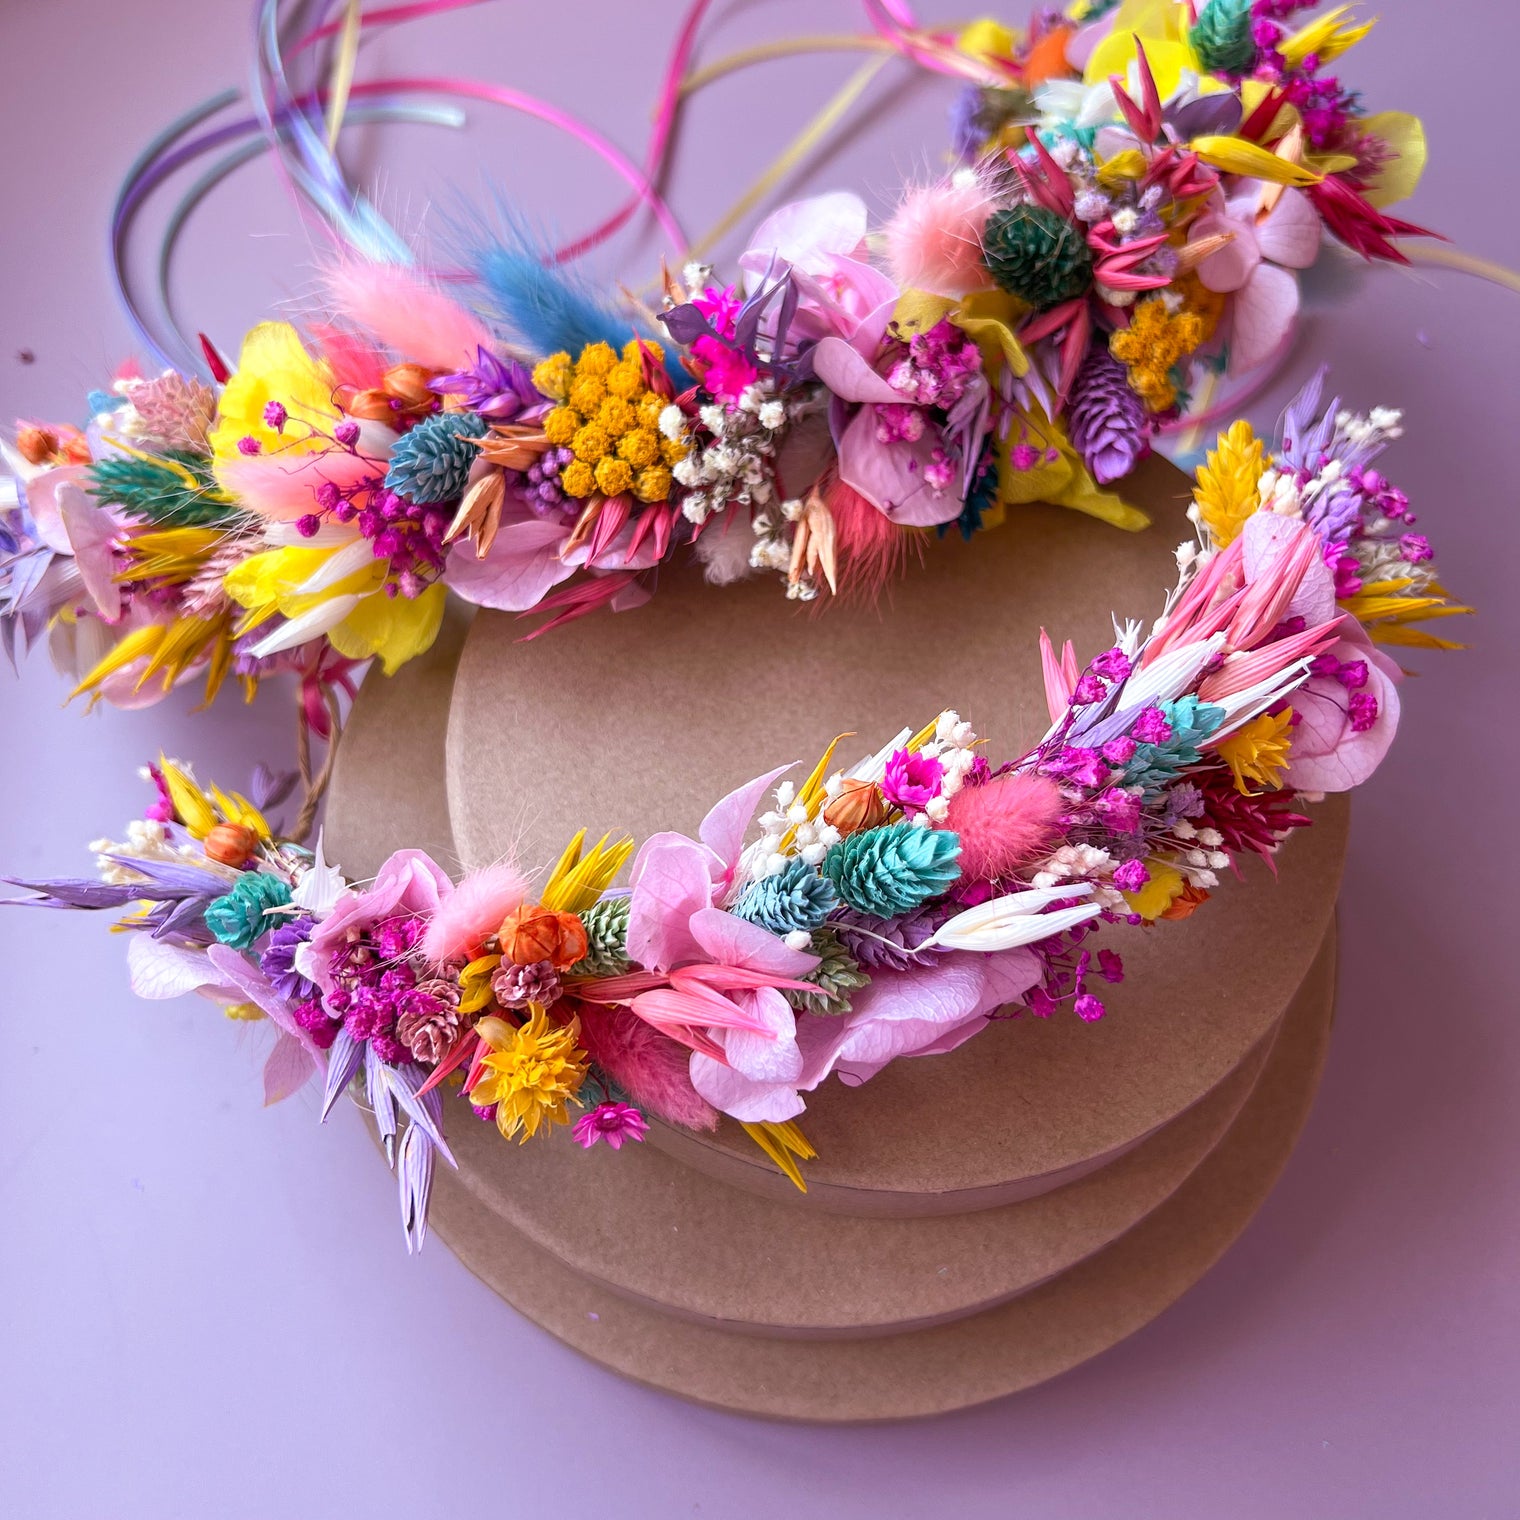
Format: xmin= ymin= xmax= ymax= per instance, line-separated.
xmin=308 ymin=321 xmax=387 ymax=393
xmin=885 ymin=178 xmax=994 ymax=298
xmin=827 ymin=476 xmax=916 ymax=601
xmin=420 ymin=861 xmax=528 ymax=966
xmin=575 ymin=1004 xmax=718 ymax=1131
xmin=321 ymin=260 xmax=497 ymax=371
xmin=216 ymin=448 xmax=380 ymax=522
xmin=945 ymin=773 xmax=1065 ymax=882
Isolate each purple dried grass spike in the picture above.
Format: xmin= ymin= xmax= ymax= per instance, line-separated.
xmin=1 ymin=876 xmax=156 ymax=910
xmin=366 ymin=1045 xmax=398 ymax=1168
xmin=1067 ymin=347 xmax=1148 ymax=485
xmin=387 ymin=1062 xmax=456 ymax=1169
xmin=397 ymin=1123 xmax=435 ymax=1254
xmin=102 ymin=854 xmax=234 ymax=895
xmin=320 ymin=1027 xmax=365 ymax=1123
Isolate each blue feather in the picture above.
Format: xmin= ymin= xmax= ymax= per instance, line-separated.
xmin=454 ymin=205 xmax=642 ymax=359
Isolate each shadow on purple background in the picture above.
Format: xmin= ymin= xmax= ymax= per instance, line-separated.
xmin=0 ymin=3 xmax=1515 ymax=1516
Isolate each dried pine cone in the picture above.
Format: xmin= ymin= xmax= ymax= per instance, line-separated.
xmin=492 ymin=958 xmax=563 ymax=1009
xmin=395 ymin=979 xmax=465 ymax=1064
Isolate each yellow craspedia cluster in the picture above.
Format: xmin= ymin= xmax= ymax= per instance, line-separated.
xmin=532 ymin=339 xmax=686 ymax=503
xmin=1109 ymin=276 xmax=1223 ymax=413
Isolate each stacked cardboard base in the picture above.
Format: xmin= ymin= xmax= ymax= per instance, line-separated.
xmin=326 ymin=458 xmax=1346 ymax=1418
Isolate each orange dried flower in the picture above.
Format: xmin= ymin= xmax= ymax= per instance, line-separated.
xmin=203 ymin=822 xmax=261 ymax=868
xmin=497 ymin=904 xmax=589 ymax=970
xmin=822 ymin=779 xmax=890 ymax=836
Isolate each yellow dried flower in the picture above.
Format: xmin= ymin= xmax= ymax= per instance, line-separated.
xmin=568 ymin=374 xmax=607 ymax=414
xmin=617 ymin=427 xmax=659 ymax=469
xmin=469 ymin=1008 xmax=587 ymax=1143
xmin=560 ymin=459 xmax=596 ymax=497
xmin=542 ymin=405 xmax=580 ymax=447
xmin=1110 ymin=295 xmax=1206 ymax=412
xmin=571 ymin=422 xmax=611 ymax=463
xmin=594 ymin=456 xmax=634 ymax=496
xmin=637 ymin=394 xmax=666 ymax=428
xmin=606 ymin=360 xmax=644 ymax=400
xmin=532 ymin=353 xmax=573 ymax=401
xmin=633 ymin=464 xmax=672 ymax=503
xmin=223 ymin=1002 xmax=264 ymax=1022
xmin=622 ymin=337 xmax=661 ymax=364
xmin=597 ymin=396 xmax=637 ymax=436
xmin=1193 ymin=419 xmax=1264 ymax=548
xmin=1215 ymin=709 xmax=1294 ymax=794
xmin=577 ymin=341 xmax=618 ymax=377
xmin=659 ymin=434 xmax=689 ymax=466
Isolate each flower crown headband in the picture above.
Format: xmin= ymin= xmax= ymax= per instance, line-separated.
xmin=1 ymin=0 xmax=1479 ymax=1243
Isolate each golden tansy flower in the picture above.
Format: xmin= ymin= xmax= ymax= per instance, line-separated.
xmin=531 ymin=352 xmax=572 ymax=401
xmin=542 ymin=406 xmax=579 ymax=447
xmin=1216 ymin=709 xmax=1295 ymax=794
xmin=469 ymin=1008 xmax=588 ymax=1142
xmin=606 ymin=360 xmax=644 ymax=400
xmin=597 ymin=395 xmax=637 ymax=435
xmin=571 ymin=422 xmax=611 ymax=462
xmin=569 ymin=374 xmax=607 ymax=414
xmin=577 ymin=341 xmax=618 ymax=377
xmin=595 ymin=456 xmax=634 ymax=496
xmin=617 ymin=428 xmax=659 ymax=468
xmin=560 ymin=460 xmax=596 ymax=496
xmin=1193 ymin=419 xmax=1264 ymax=548
xmin=1109 ymin=276 xmax=1221 ymax=412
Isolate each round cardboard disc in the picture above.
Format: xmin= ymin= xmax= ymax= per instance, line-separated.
xmin=440 ymin=454 xmax=1348 ymax=1211
xmin=426 ymin=1012 xmax=1275 ymax=1336
xmin=420 ymin=926 xmax=1336 ymax=1419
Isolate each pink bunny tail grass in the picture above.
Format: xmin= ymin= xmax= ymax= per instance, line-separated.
xmin=320 ymin=259 xmax=496 ymax=372
xmin=420 ymin=861 xmax=529 ymax=966
xmin=945 ymin=773 xmax=1065 ymax=882
xmin=574 ymin=1004 xmax=718 ymax=1132
xmin=215 ymin=448 xmax=379 ymax=523
xmin=827 ymin=477 xmax=918 ymax=603
xmin=884 ymin=177 xmax=994 ymax=298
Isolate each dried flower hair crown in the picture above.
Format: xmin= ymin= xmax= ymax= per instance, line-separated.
xmin=0 ymin=0 xmax=1483 ymax=1240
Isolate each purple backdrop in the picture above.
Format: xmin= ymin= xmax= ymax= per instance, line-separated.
xmin=1 ymin=2 xmax=1516 ymax=1514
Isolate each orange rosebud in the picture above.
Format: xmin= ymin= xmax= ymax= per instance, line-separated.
xmin=497 ymin=904 xmax=589 ymax=970
xmin=822 ymin=779 xmax=889 ymax=836
xmin=15 ymin=426 xmax=58 ymax=465
xmin=339 ymin=387 xmax=397 ymax=423
xmin=203 ymin=822 xmax=261 ymax=868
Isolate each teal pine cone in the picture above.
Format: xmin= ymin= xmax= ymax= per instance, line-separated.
xmin=205 ymin=871 xmax=292 ymax=950
xmin=568 ymin=896 xmax=633 ymax=978
xmin=733 ymin=859 xmax=838 ymax=937
xmin=383 ymin=410 xmax=488 ymax=504
xmin=981 ymin=205 xmax=1094 ymax=311
xmin=822 ymin=822 xmax=961 ymax=917
xmin=1190 ymin=0 xmax=1257 ymax=75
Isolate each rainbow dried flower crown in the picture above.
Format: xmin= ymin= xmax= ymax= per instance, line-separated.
xmin=1 ymin=0 xmax=1480 ymax=1246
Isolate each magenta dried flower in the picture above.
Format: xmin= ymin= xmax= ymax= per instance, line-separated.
xmin=572 ymin=1102 xmax=649 ymax=1151
xmin=882 ymin=747 xmax=945 ymax=813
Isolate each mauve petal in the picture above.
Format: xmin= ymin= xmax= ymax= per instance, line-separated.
xmin=1256 ymin=188 xmax=1322 ymax=270
xmin=688 ymin=1051 xmax=807 ymax=1123
xmin=626 ymin=834 xmax=720 ymax=972
xmin=741 ymin=191 xmax=870 ymax=274
xmin=689 ymin=907 xmax=819 ymax=978
xmin=698 ymin=762 xmax=795 ymax=874
xmin=1193 ymin=213 xmax=1259 ymax=293
xmin=1285 ymin=632 xmax=1402 ymax=792
xmin=716 ymin=987 xmax=804 ymax=1084
xmin=1228 ymin=262 xmax=1300 ymax=373
xmin=835 ymin=409 xmax=965 ymax=527
xmin=446 ymin=518 xmax=574 ymax=610
xmin=810 ymin=336 xmax=903 ymax=406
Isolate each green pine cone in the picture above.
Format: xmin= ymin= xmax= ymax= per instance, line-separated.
xmin=822 ymin=821 xmax=961 ymax=918
xmin=569 ymin=895 xmax=632 ymax=978
xmin=982 ymin=205 xmax=1094 ymax=311
xmin=205 ymin=871 xmax=292 ymax=950
xmin=1190 ymin=0 xmax=1257 ymax=75
xmin=785 ymin=929 xmax=869 ymax=1017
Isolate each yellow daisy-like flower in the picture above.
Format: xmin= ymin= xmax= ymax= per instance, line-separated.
xmin=560 ymin=459 xmax=596 ymax=497
xmin=570 ymin=422 xmax=611 ymax=463
xmin=568 ymin=374 xmax=607 ymax=415
xmin=606 ymin=360 xmax=644 ymax=400
xmin=469 ymin=1009 xmax=588 ymax=1142
xmin=577 ymin=341 xmax=618 ymax=378
xmin=542 ymin=405 xmax=580 ymax=447
xmin=594 ymin=456 xmax=634 ymax=496
xmin=531 ymin=353 xmax=573 ymax=401
xmin=1193 ymin=419 xmax=1264 ymax=549
xmin=617 ymin=428 xmax=659 ymax=469
xmin=1216 ymin=709 xmax=1295 ymax=794
xmin=596 ymin=396 xmax=637 ymax=437
xmin=634 ymin=464 xmax=672 ymax=503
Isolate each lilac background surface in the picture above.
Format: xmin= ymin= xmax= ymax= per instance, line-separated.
xmin=1 ymin=2 xmax=1516 ymax=1515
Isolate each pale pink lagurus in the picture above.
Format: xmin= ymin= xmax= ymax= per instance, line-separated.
xmin=1189 ymin=187 xmax=1322 ymax=373
xmin=884 ymin=177 xmax=994 ymax=299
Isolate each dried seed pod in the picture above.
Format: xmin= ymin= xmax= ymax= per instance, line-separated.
xmin=15 ymin=426 xmax=58 ymax=465
xmin=203 ymin=822 xmax=261 ymax=868
xmin=382 ymin=363 xmax=437 ymax=407
xmin=822 ymin=779 xmax=889 ymax=837
xmin=497 ymin=904 xmax=589 ymax=970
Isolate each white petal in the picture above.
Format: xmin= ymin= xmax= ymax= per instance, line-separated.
xmin=250 ymin=594 xmax=363 ymax=657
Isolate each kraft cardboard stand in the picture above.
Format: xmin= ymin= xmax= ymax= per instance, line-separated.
xmin=326 ymin=456 xmax=1344 ymax=1416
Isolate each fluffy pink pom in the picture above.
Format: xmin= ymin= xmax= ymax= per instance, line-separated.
xmin=885 ymin=178 xmax=994 ymax=299
xmin=321 ymin=259 xmax=496 ymax=371
xmin=945 ymin=773 xmax=1064 ymax=882
xmin=420 ymin=861 xmax=528 ymax=966
xmin=828 ymin=476 xmax=917 ymax=602
xmin=575 ymin=1006 xmax=718 ymax=1132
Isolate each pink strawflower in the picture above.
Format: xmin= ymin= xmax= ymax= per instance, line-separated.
xmin=882 ymin=746 xmax=945 ymax=813
xmin=573 ymin=1102 xmax=650 ymax=1151
xmin=693 ymin=335 xmax=759 ymax=403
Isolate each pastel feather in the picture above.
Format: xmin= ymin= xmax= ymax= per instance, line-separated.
xmin=321 ymin=260 xmax=497 ymax=371
xmin=420 ymin=861 xmax=529 ymax=966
